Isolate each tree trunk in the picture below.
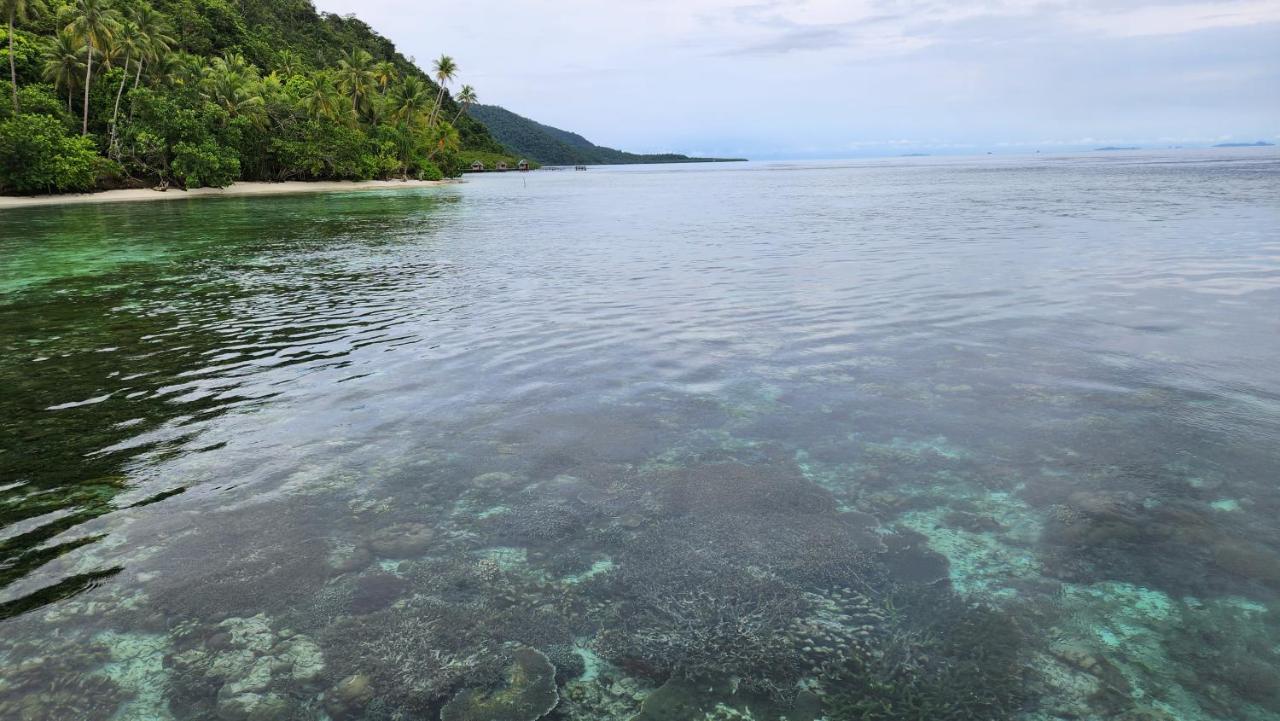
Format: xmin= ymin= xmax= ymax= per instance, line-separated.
xmin=82 ymin=39 xmax=94 ymax=135
xmin=110 ymin=55 xmax=130 ymax=153
xmin=8 ymin=13 xmax=17 ymax=114
xmin=428 ymin=86 xmax=446 ymax=128
xmin=129 ymin=59 xmax=143 ymax=120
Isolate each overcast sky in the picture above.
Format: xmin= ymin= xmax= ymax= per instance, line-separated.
xmin=311 ymin=0 xmax=1280 ymax=158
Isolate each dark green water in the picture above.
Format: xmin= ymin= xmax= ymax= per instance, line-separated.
xmin=1 ymin=152 xmax=1279 ymax=721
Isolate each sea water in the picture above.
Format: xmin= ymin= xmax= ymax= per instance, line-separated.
xmin=1 ymin=151 xmax=1279 ymax=721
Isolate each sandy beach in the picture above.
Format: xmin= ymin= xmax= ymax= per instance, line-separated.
xmin=0 ymin=179 xmax=456 ymax=210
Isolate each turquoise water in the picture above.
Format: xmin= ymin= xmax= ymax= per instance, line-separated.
xmin=1 ymin=151 xmax=1279 ymax=720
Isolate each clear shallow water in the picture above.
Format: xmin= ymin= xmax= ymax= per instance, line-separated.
xmin=1 ymin=151 xmax=1279 ymax=721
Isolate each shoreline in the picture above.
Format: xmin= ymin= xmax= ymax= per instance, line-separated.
xmin=0 ymin=179 xmax=458 ymax=210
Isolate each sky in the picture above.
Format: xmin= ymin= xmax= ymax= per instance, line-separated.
xmin=311 ymin=0 xmax=1280 ymax=159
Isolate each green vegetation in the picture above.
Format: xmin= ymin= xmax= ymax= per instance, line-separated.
xmin=0 ymin=0 xmax=521 ymax=195
xmin=467 ymin=103 xmax=744 ymax=167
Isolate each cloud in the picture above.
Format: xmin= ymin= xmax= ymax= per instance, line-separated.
xmin=311 ymin=0 xmax=1280 ymax=157
xmin=720 ymin=26 xmax=848 ymax=55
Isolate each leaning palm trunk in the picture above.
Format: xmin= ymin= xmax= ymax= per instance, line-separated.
xmin=427 ymin=86 xmax=446 ymax=128
xmin=129 ymin=59 xmax=143 ymax=120
xmin=109 ymin=54 xmax=130 ymax=153
xmin=81 ymin=39 xmax=93 ymax=135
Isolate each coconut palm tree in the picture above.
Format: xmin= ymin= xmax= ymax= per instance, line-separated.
xmin=426 ymin=120 xmax=460 ymax=161
xmin=426 ymin=54 xmax=456 ymax=128
xmin=3 ymin=0 xmax=47 ymax=112
xmin=299 ymin=74 xmax=341 ymax=123
xmin=201 ymin=53 xmax=264 ymax=121
xmin=42 ymin=28 xmax=82 ymax=113
xmin=128 ymin=4 xmax=173 ymax=92
xmin=62 ymin=0 xmax=121 ymax=134
xmin=275 ymin=49 xmax=301 ymax=78
xmin=108 ymin=17 xmax=140 ymax=148
xmin=450 ymin=84 xmax=477 ymax=126
xmin=40 ymin=28 xmax=80 ymax=111
xmin=372 ymin=60 xmax=395 ymax=96
xmin=336 ymin=47 xmax=373 ymax=116
xmin=389 ymin=75 xmax=431 ymax=126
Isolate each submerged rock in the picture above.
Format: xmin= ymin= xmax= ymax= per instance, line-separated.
xmin=327 ymin=544 xmax=373 ymax=574
xmin=350 ymin=572 xmax=410 ymax=614
xmin=368 ymin=522 xmax=435 ymax=558
xmin=324 ymin=673 xmax=374 ymax=720
xmin=440 ymin=647 xmax=559 ymax=721
xmin=472 ymin=472 xmax=524 ymax=491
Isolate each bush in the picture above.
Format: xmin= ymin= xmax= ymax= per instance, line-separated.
xmin=267 ymin=121 xmax=377 ymax=181
xmin=15 ymin=84 xmax=75 ymax=123
xmin=0 ymin=114 xmax=100 ymax=194
xmin=418 ymin=162 xmax=444 ymax=181
xmin=120 ymin=88 xmax=241 ymax=188
xmin=172 ymin=139 xmax=240 ymax=189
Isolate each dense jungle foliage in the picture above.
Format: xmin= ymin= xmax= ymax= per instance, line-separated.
xmin=467 ymin=104 xmax=744 ymax=167
xmin=0 ymin=0 xmax=517 ymax=195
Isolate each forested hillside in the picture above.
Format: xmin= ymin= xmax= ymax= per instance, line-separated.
xmin=468 ymin=104 xmax=743 ymax=166
xmin=0 ymin=0 xmax=517 ymax=195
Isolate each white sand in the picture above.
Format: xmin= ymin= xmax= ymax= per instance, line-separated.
xmin=0 ymin=179 xmax=457 ymax=210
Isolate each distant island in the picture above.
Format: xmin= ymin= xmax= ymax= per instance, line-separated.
xmin=466 ymin=105 xmax=745 ymax=167
xmin=1095 ymin=146 xmax=1141 ymax=151
xmin=1213 ymin=141 xmax=1275 ymax=148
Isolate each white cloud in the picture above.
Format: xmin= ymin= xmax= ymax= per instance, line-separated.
xmin=311 ymin=0 xmax=1280 ymax=156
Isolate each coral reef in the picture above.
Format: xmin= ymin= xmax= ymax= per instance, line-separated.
xmin=349 ymin=572 xmax=411 ymax=614
xmin=0 ymin=639 xmax=125 ymax=721
xmin=543 ymin=644 xmax=587 ymax=685
xmin=164 ymin=614 xmax=325 ymax=721
xmin=821 ymin=584 xmax=1030 ymax=721
xmin=318 ymin=600 xmax=507 ymax=718
xmin=440 ymin=647 xmax=560 ymax=721
xmin=367 ymin=522 xmax=436 ymax=558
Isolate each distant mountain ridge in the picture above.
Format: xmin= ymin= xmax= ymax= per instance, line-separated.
xmin=467 ymin=105 xmax=743 ymax=166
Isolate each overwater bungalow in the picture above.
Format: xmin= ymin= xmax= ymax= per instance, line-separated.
xmin=470 ymin=160 xmax=485 ymax=172
xmin=496 ymin=161 xmax=509 ymax=171
xmin=518 ymin=159 xmax=530 ymax=171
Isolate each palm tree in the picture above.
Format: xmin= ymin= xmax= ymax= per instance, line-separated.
xmin=201 ymin=53 xmax=264 ymax=121
xmin=108 ymin=18 xmax=140 ymax=148
xmin=128 ymin=4 xmax=173 ymax=93
xmin=389 ymin=75 xmax=431 ymax=125
xmin=275 ymin=49 xmax=301 ymax=77
xmin=62 ymin=0 xmax=120 ymax=134
xmin=425 ymin=120 xmax=460 ymax=161
xmin=299 ymin=74 xmax=341 ymax=123
xmin=335 ymin=47 xmax=373 ymax=117
xmin=42 ymin=28 xmax=83 ymax=113
xmin=372 ymin=60 xmax=395 ymax=96
xmin=426 ymin=54 xmax=456 ymax=128
xmin=3 ymin=0 xmax=47 ymax=113
xmin=450 ymin=84 xmax=477 ymax=126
